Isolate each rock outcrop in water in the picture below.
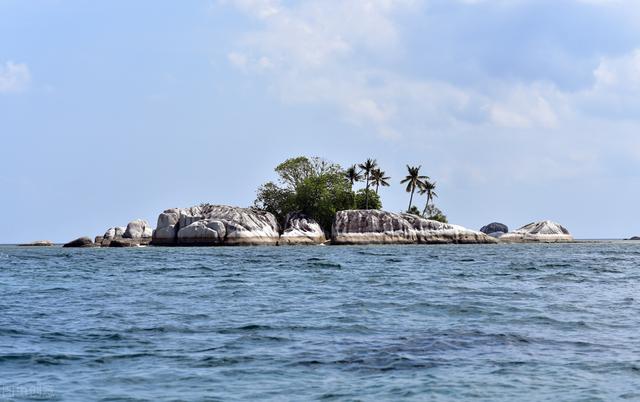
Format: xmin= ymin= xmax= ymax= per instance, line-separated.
xmin=279 ymin=213 xmax=326 ymax=245
xmin=628 ymin=236 xmax=640 ymax=241
xmin=96 ymin=220 xmax=152 ymax=247
xmin=499 ymin=221 xmax=573 ymax=243
xmin=124 ymin=219 xmax=153 ymax=240
xmin=480 ymin=222 xmax=509 ymax=238
xmin=152 ymin=204 xmax=280 ymax=246
xmin=19 ymin=240 xmax=54 ymax=247
xmin=63 ymin=237 xmax=95 ymax=248
xmin=96 ymin=226 xmax=126 ymax=247
xmin=331 ymin=210 xmax=497 ymax=245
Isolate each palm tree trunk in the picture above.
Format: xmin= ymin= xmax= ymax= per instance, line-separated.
xmin=376 ymin=183 xmax=379 ymax=195
xmin=364 ymin=176 xmax=370 ymax=209
xmin=422 ymin=195 xmax=430 ymax=216
xmin=408 ymin=186 xmax=415 ymax=212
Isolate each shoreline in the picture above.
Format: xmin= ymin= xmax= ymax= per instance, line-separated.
xmin=4 ymin=238 xmax=639 ymax=248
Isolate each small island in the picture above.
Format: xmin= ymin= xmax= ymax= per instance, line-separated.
xmin=61 ymin=156 xmax=574 ymax=247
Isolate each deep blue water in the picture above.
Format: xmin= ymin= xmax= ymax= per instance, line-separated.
xmin=1 ymin=243 xmax=640 ymax=401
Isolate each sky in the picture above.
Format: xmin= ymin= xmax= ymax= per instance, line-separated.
xmin=1 ymin=0 xmax=640 ymax=242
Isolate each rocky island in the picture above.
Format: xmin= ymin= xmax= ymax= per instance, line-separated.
xmin=499 ymin=221 xmax=574 ymax=243
xmin=61 ymin=206 xmax=577 ymax=247
xmin=57 ymin=156 xmax=579 ymax=247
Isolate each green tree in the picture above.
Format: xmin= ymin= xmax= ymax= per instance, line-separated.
xmin=419 ymin=180 xmax=438 ymax=217
xmin=400 ymin=165 xmax=429 ymax=213
xmin=253 ymin=181 xmax=296 ymax=226
xmin=425 ymin=205 xmax=448 ymax=223
xmin=355 ymin=188 xmax=382 ymax=210
xmin=275 ymin=156 xmax=341 ymax=190
xmin=254 ymin=156 xmax=354 ymax=232
xmin=295 ymin=173 xmax=355 ymax=231
xmin=369 ymin=168 xmax=390 ymax=194
xmin=358 ymin=158 xmax=378 ymax=209
xmin=406 ymin=205 xmax=422 ymax=216
xmin=345 ymin=164 xmax=363 ymax=189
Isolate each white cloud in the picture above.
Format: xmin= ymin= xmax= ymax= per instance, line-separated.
xmin=593 ymin=49 xmax=640 ymax=91
xmin=0 ymin=61 xmax=31 ymax=93
xmin=221 ymin=0 xmax=640 ymax=185
xmin=223 ymin=0 xmax=575 ymax=137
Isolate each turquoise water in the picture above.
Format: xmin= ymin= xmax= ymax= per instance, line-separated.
xmin=1 ymin=243 xmax=639 ymax=401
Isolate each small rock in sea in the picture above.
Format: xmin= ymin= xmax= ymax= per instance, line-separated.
xmin=629 ymin=236 xmax=640 ymax=241
xmin=499 ymin=221 xmax=573 ymax=243
xmin=479 ymin=222 xmax=509 ymax=238
xmin=18 ymin=240 xmax=54 ymax=247
xmin=62 ymin=237 xmax=95 ymax=248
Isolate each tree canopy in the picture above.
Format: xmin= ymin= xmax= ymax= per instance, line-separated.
xmin=254 ymin=156 xmax=372 ymax=232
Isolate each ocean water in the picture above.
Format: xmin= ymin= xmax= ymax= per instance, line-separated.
xmin=1 ymin=243 xmax=639 ymax=401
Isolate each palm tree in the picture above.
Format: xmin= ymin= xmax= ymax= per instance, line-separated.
xmin=400 ymin=165 xmax=429 ymax=212
xmin=345 ymin=165 xmax=362 ymax=188
xmin=358 ymin=158 xmax=378 ymax=209
xmin=369 ymin=168 xmax=390 ymax=194
xmin=419 ymin=180 xmax=438 ymax=217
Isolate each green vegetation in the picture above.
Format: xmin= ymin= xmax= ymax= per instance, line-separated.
xmin=254 ymin=156 xmax=356 ymax=231
xmin=400 ymin=165 xmax=429 ymax=213
xmin=407 ymin=205 xmax=422 ymax=216
xmin=345 ymin=165 xmax=362 ymax=188
xmin=254 ymin=155 xmax=448 ymax=230
xmin=358 ymin=159 xmax=378 ymax=209
xmin=425 ymin=205 xmax=448 ymax=223
xmin=355 ymin=189 xmax=381 ymax=210
xmin=370 ymin=168 xmax=390 ymax=194
xmin=419 ymin=180 xmax=437 ymax=216
xmin=294 ymin=172 xmax=355 ymax=231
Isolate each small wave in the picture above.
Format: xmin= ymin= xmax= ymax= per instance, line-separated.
xmin=0 ymin=353 xmax=81 ymax=365
xmin=302 ymin=258 xmax=342 ymax=269
xmin=195 ymin=355 xmax=255 ymax=368
xmin=217 ymin=324 xmax=273 ymax=334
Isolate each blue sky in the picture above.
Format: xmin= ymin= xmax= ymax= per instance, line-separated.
xmin=1 ymin=0 xmax=639 ymax=242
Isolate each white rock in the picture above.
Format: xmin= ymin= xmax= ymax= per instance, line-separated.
xmin=280 ymin=213 xmax=326 ymax=245
xmin=124 ymin=219 xmax=153 ymax=239
xmin=177 ymin=220 xmax=226 ymax=244
xmin=331 ymin=210 xmax=496 ymax=245
xmin=103 ymin=226 xmax=126 ymax=240
xmin=500 ymin=221 xmax=574 ymax=243
xmin=153 ymin=205 xmax=279 ymax=246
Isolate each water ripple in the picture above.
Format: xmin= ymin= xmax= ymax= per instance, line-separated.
xmin=0 ymin=242 xmax=639 ymax=400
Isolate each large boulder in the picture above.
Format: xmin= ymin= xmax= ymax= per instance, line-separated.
xmin=97 ymin=226 xmax=126 ymax=247
xmin=152 ymin=204 xmax=280 ymax=246
xmin=124 ymin=219 xmax=153 ymax=239
xmin=19 ymin=240 xmax=54 ymax=247
xmin=480 ymin=222 xmax=509 ymax=238
xmin=153 ymin=208 xmax=181 ymax=244
xmin=63 ymin=237 xmax=95 ymax=248
xmin=279 ymin=213 xmax=326 ymax=245
xmin=331 ymin=210 xmax=497 ymax=245
xmin=500 ymin=221 xmax=573 ymax=243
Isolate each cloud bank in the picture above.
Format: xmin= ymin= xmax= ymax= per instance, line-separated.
xmin=221 ymin=0 xmax=640 ymax=184
xmin=0 ymin=61 xmax=30 ymax=93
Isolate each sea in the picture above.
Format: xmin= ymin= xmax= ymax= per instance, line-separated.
xmin=1 ymin=242 xmax=639 ymax=401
